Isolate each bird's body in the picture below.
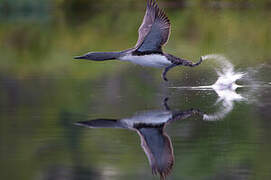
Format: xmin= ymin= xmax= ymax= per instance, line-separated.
xmin=75 ymin=0 xmax=204 ymax=81
xmin=121 ymin=110 xmax=173 ymax=126
xmin=120 ymin=53 xmax=171 ymax=68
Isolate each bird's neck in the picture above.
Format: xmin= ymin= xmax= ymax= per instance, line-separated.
xmin=132 ymin=50 xmax=163 ymax=56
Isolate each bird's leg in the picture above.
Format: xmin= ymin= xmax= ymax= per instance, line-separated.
xmin=162 ymin=64 xmax=177 ymax=81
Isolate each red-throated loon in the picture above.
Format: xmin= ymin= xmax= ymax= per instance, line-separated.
xmin=74 ymin=0 xmax=204 ymax=81
xmin=75 ymin=98 xmax=203 ymax=179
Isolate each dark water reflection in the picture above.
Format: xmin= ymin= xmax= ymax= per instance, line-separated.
xmin=76 ymin=98 xmax=203 ymax=179
xmin=1 ymin=75 xmax=271 ymax=180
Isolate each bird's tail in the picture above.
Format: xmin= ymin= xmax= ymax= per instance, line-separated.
xmin=74 ymin=51 xmax=122 ymax=61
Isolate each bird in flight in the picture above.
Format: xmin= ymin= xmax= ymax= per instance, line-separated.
xmin=75 ymin=0 xmax=204 ymax=81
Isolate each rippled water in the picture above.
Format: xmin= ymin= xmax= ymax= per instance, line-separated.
xmin=1 ymin=3 xmax=271 ymax=180
xmin=1 ymin=66 xmax=271 ymax=180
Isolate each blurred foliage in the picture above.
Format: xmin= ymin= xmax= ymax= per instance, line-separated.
xmin=1 ymin=0 xmax=271 ymax=10
xmin=0 ymin=1 xmax=270 ymax=79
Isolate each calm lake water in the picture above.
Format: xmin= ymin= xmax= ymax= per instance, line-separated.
xmin=1 ymin=2 xmax=271 ymax=180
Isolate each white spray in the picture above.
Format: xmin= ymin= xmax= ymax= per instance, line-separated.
xmin=171 ymin=54 xmax=245 ymax=121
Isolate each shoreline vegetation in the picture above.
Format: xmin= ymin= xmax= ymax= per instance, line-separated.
xmin=0 ymin=0 xmax=270 ymax=79
xmin=1 ymin=0 xmax=271 ymax=11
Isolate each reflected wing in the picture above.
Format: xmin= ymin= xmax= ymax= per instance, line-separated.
xmin=75 ymin=119 xmax=126 ymax=129
xmin=135 ymin=0 xmax=171 ymax=52
xmin=136 ymin=126 xmax=174 ymax=179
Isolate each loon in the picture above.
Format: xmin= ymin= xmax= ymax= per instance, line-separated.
xmin=74 ymin=0 xmax=204 ymax=81
xmin=76 ymin=98 xmax=203 ymax=179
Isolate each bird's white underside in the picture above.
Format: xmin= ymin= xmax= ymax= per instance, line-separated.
xmin=121 ymin=110 xmax=173 ymax=127
xmin=120 ymin=54 xmax=171 ymax=68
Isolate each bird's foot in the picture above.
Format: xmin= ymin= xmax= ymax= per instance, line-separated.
xmin=190 ymin=56 xmax=204 ymax=67
xmin=162 ymin=73 xmax=168 ymax=82
xmin=163 ymin=97 xmax=170 ymax=111
xmin=199 ymin=56 xmax=204 ymax=63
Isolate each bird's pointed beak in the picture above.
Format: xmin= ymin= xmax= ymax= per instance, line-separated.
xmin=74 ymin=55 xmax=87 ymax=59
xmin=74 ymin=119 xmax=125 ymax=129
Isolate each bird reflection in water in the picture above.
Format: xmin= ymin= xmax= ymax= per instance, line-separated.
xmin=76 ymin=98 xmax=203 ymax=179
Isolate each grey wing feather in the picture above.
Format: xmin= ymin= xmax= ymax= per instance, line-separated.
xmin=137 ymin=127 xmax=174 ymax=179
xmin=135 ymin=0 xmax=171 ymax=52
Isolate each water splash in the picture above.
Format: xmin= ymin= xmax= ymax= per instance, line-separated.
xmin=171 ymin=54 xmax=246 ymax=121
xmin=202 ymin=55 xmax=246 ymax=121
xmin=203 ymin=54 xmax=245 ymax=90
xmin=240 ymin=63 xmax=271 ymax=105
xmin=171 ymin=54 xmax=271 ymax=121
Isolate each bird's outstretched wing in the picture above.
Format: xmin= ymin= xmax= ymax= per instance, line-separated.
xmin=136 ymin=126 xmax=174 ymax=179
xmin=135 ymin=0 xmax=171 ymax=53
